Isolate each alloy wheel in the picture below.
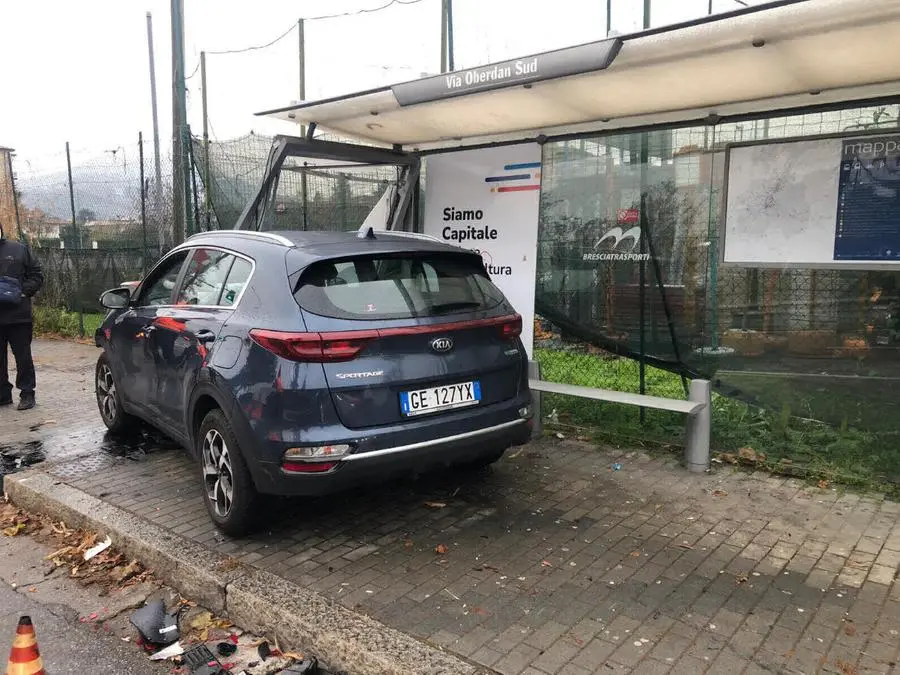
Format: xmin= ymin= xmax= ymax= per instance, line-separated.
xmin=96 ymin=364 xmax=118 ymax=423
xmin=202 ymin=429 xmax=234 ymax=518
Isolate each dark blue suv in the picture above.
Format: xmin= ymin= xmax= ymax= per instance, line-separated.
xmin=95 ymin=229 xmax=533 ymax=534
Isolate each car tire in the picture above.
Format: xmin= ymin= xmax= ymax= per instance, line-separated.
xmin=95 ymin=353 xmax=137 ymax=434
xmin=197 ymin=408 xmax=259 ymax=537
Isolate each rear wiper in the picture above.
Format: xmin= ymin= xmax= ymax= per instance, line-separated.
xmin=429 ymin=301 xmax=481 ymax=314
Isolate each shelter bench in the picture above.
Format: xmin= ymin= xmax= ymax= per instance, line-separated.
xmin=527 ymin=361 xmax=711 ymax=473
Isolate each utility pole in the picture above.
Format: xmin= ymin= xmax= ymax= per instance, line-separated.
xmin=447 ymin=0 xmax=454 ymax=71
xmin=440 ymin=0 xmax=448 ymax=73
xmin=5 ymin=150 xmax=23 ymax=240
xmin=299 ymin=18 xmax=308 ymax=230
xmin=170 ymin=0 xmax=187 ymax=244
xmin=146 ymin=13 xmax=162 ymax=202
xmin=606 ymin=0 xmax=612 ymax=35
xmin=201 ymin=51 xmax=211 ymax=231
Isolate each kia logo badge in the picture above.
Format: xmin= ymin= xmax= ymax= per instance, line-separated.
xmin=430 ymin=337 xmax=453 ymax=353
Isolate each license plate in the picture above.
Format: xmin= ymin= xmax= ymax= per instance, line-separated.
xmin=400 ymin=381 xmax=481 ymax=417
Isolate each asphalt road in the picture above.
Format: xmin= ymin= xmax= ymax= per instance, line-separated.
xmin=0 ymin=582 xmax=169 ymax=675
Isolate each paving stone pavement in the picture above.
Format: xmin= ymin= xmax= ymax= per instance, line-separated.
xmin=5 ymin=340 xmax=900 ymax=674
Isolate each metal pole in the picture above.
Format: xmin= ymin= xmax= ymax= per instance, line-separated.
xmin=606 ymin=0 xmax=612 ymax=35
xmin=685 ymin=379 xmax=712 ymax=472
xmin=708 ymin=0 xmax=713 ymax=15
xmin=65 ymin=142 xmax=84 ymax=336
xmin=528 ymin=360 xmax=543 ymax=439
xmin=146 ymin=13 xmax=162 ymax=199
xmin=201 ymin=51 xmax=211 ymax=230
xmin=6 ymin=151 xmax=23 ymax=241
xmin=706 ymin=123 xmax=719 ymax=349
xmin=170 ymin=0 xmax=186 ymax=244
xmin=639 ymin=137 xmax=648 ymax=423
xmin=643 ymin=0 xmax=651 ymax=28
xmin=440 ymin=0 xmax=448 ymax=73
xmin=183 ymin=124 xmax=194 ymax=237
xmin=447 ymin=0 xmax=454 ymax=71
xmin=299 ymin=18 xmax=309 ymax=230
xmin=139 ymin=132 xmax=148 ymax=275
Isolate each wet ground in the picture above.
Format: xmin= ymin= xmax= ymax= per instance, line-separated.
xmin=7 ymin=340 xmax=900 ymax=674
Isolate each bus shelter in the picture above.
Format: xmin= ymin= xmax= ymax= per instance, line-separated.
xmin=236 ymin=0 xmax=900 ymax=463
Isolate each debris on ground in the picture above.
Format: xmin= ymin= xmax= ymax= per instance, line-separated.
xmin=611 ymin=463 xmax=622 ymax=471
xmin=84 ymin=535 xmax=112 ymax=560
xmin=424 ymin=501 xmax=447 ymax=509
xmin=149 ymin=641 xmax=185 ymax=661
xmin=130 ymin=598 xmax=181 ymax=647
xmin=434 ymin=544 xmax=449 ymax=555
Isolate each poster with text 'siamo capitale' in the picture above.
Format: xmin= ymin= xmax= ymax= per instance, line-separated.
xmin=424 ymin=144 xmax=542 ymax=358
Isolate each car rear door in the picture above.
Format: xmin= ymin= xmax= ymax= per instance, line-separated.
xmin=151 ymin=247 xmax=254 ymax=429
xmin=292 ymin=251 xmax=525 ymax=429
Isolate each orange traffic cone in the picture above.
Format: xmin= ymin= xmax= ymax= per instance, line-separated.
xmin=6 ymin=616 xmax=45 ymax=675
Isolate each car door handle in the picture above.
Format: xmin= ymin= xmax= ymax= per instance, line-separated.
xmin=195 ymin=329 xmax=216 ymax=344
xmin=142 ymin=324 xmax=157 ymax=335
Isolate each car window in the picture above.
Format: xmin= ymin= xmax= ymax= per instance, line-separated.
xmin=294 ymin=253 xmax=506 ymax=321
xmin=219 ymin=257 xmax=252 ymax=307
xmin=175 ymin=249 xmax=235 ymax=306
xmin=137 ymin=252 xmax=188 ymax=307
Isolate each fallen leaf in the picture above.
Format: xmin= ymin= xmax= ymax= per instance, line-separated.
xmin=844 ymin=624 xmax=857 ymax=637
xmin=434 ymin=544 xmax=449 ymax=555
xmin=834 ymin=658 xmax=858 ymax=675
xmin=27 ymin=587 xmax=36 ymax=593
xmin=817 ymin=479 xmax=830 ymax=489
xmin=2 ymin=523 xmax=25 ymax=537
xmin=630 ymin=551 xmax=641 ymax=558
xmin=735 ymin=573 xmax=749 ymax=584
xmin=738 ymin=447 xmax=759 ymax=463
xmin=424 ymin=501 xmax=447 ymax=509
xmin=282 ymin=652 xmax=305 ymax=661
xmin=711 ymin=489 xmax=728 ymax=497
xmin=109 ymin=560 xmax=141 ymax=583
xmin=472 ymin=607 xmax=489 ymax=616
xmin=403 ymin=539 xmax=414 ymax=550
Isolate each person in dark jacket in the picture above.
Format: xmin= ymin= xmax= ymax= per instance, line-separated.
xmin=0 ymin=222 xmax=44 ymax=410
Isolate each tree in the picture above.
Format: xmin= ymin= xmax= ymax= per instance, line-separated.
xmin=76 ymin=208 xmax=96 ymax=224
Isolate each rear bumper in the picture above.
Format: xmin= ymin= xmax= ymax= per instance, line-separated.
xmin=249 ymin=393 xmax=532 ymax=496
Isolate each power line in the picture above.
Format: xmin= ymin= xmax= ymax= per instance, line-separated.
xmin=205 ymin=22 xmax=298 ymax=56
xmin=304 ymin=0 xmax=427 ymax=22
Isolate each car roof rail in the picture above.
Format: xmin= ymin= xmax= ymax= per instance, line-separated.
xmin=384 ymin=230 xmax=445 ymax=244
xmin=353 ymin=226 xmax=445 ymax=245
xmin=187 ymin=230 xmax=295 ymax=247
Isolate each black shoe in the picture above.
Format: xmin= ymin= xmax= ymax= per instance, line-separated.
xmin=17 ymin=393 xmax=35 ymax=411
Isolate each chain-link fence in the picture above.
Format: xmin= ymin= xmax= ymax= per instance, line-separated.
xmin=534 ymin=103 xmax=900 ymax=490
xmin=9 ymin=136 xmax=175 ymax=333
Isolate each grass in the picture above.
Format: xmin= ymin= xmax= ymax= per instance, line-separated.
xmin=535 ymin=348 xmax=900 ymax=497
xmin=32 ymin=306 xmax=105 ymax=340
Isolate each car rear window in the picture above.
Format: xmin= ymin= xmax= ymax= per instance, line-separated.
xmin=294 ymin=253 xmax=506 ymax=320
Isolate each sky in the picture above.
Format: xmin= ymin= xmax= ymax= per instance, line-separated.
xmin=0 ymin=0 xmax=763 ymax=173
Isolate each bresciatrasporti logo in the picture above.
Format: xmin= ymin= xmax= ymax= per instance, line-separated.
xmin=582 ymin=224 xmax=651 ymax=262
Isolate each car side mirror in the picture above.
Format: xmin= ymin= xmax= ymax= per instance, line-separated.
xmin=100 ymin=287 xmax=132 ymax=309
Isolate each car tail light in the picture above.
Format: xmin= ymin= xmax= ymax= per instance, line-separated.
xmin=282 ymin=461 xmax=338 ymax=474
xmin=249 ymin=329 xmax=377 ymax=362
xmin=498 ymin=315 xmax=522 ymax=341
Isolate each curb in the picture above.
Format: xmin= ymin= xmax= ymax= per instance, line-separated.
xmin=4 ymin=470 xmax=480 ymax=675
